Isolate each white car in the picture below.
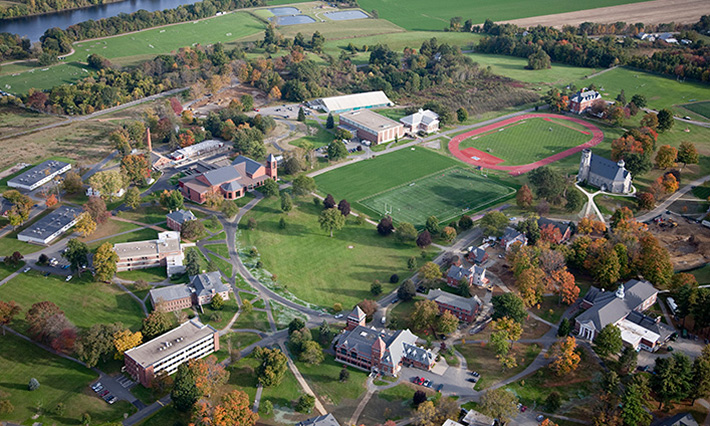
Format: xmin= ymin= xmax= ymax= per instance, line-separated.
xmin=334 ymin=313 xmax=344 ymax=319
xmin=65 ymin=275 xmax=73 ymax=282
xmin=23 ymin=267 xmax=30 ymax=273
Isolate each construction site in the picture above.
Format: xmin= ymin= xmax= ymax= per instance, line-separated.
xmin=648 ymin=214 xmax=710 ymax=270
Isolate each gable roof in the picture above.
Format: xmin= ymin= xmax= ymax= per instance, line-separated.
xmin=349 ymin=305 xmax=366 ymax=322
xmin=429 ymin=289 xmax=480 ymax=313
xmin=297 ymin=414 xmax=341 ymax=426
xmin=166 ymin=209 xmax=196 ymax=225
xmin=588 ymin=153 xmax=630 ymax=182
xmin=447 ymin=265 xmax=473 ymax=281
xmin=190 ymin=271 xmax=230 ymax=298
xmin=221 ymin=181 xmax=243 ymax=192
xmin=577 ymin=280 xmax=657 ymax=332
xmin=471 ymin=247 xmax=487 ymax=262
xmin=333 ymin=325 xmax=433 ymax=368
xmin=537 ymin=218 xmax=572 ymax=235
xmin=200 ymin=166 xmax=241 ymax=186
xmin=400 ymin=109 xmax=439 ymax=127
xmin=651 ymin=413 xmax=698 ymax=426
xmin=231 ymin=156 xmax=264 ymax=176
xmin=571 ymin=89 xmax=601 ymax=103
xmin=150 ymin=284 xmax=192 ymax=303
xmin=502 ymin=227 xmax=524 ymax=241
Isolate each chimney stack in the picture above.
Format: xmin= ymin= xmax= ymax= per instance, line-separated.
xmin=146 ymin=128 xmax=152 ymax=153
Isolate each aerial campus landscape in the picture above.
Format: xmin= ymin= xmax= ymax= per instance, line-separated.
xmin=2 ymin=1 xmax=710 ymax=426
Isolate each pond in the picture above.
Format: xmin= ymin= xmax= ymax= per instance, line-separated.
xmin=268 ymin=7 xmax=300 ymax=16
xmin=323 ymin=10 xmax=369 ymax=21
xmin=272 ymin=15 xmax=316 ymax=26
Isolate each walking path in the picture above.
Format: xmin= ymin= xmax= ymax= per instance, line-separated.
xmin=635 ymin=174 xmax=710 ymax=222
xmin=575 ymin=183 xmax=606 ymax=222
xmin=279 ymin=342 xmax=327 ymax=415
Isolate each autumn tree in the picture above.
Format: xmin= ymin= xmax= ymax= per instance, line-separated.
xmin=113 ymin=329 xmax=143 ymax=359
xmin=419 ymin=262 xmax=442 ymax=282
xmin=441 ymin=226 xmax=457 ymax=243
xmin=677 ymin=141 xmax=699 ymax=166
xmin=159 ymin=189 xmax=184 ymax=211
xmin=93 ymin=242 xmax=118 ymax=281
xmin=88 ymin=170 xmax=125 ymax=202
xmin=319 ymin=207 xmax=345 ymax=237
xmin=437 ymin=311 xmax=459 ymax=335
xmin=125 ymin=187 xmax=141 ymax=210
xmin=26 ymin=301 xmax=75 ymax=350
xmin=84 ymin=196 xmax=110 ymax=224
xmin=552 ymin=269 xmax=579 ymax=305
xmin=479 ymin=388 xmax=518 ymax=425
xmin=637 ymin=234 xmax=673 ymax=287
xmin=416 ymin=230 xmax=432 ymax=248
xmin=191 ymin=355 xmax=229 ymax=398
xmin=74 ymin=322 xmax=123 ymax=367
xmin=192 ymin=389 xmax=258 ymax=426
xmin=74 ymin=212 xmax=97 ymax=237
xmin=61 ymin=171 xmax=83 ymax=194
xmin=516 ymin=266 xmax=545 ymax=307
xmin=410 ymin=299 xmax=439 ymax=331
xmin=0 ymin=300 xmax=21 ymax=335
xmin=45 ymin=193 xmax=58 ymax=208
xmin=515 ymin=185 xmax=533 ymax=209
xmin=121 ymin=154 xmax=151 ymax=185
xmin=655 ymin=144 xmax=678 ymax=169
xmin=637 ymin=192 xmax=655 ymax=210
xmin=547 ymin=336 xmax=581 ymax=376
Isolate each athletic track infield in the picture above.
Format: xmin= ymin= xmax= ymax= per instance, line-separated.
xmin=448 ymin=113 xmax=603 ymax=176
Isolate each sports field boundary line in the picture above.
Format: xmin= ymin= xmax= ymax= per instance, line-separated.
xmin=355 ymin=165 xmax=460 ymax=204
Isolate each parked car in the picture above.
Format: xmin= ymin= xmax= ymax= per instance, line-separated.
xmin=65 ymin=275 xmax=73 ymax=282
xmin=334 ymin=313 xmax=343 ymax=319
xmin=436 ymin=384 xmax=443 ymax=392
xmin=43 ymin=272 xmax=51 ymax=277
xmin=536 ymin=415 xmax=545 ymax=422
xmin=23 ymin=267 xmax=30 ymax=273
xmin=62 ymin=264 xmax=70 ymax=270
xmin=390 ymin=298 xmax=399 ymax=305
xmin=100 ymin=390 xmax=110 ymax=397
xmin=107 ymin=396 xmax=117 ymax=404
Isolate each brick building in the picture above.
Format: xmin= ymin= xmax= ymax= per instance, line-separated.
xmin=428 ymin=289 xmax=481 ymax=323
xmin=149 ymin=271 xmax=231 ymax=312
xmin=338 ymin=109 xmax=405 ymax=145
xmin=114 ymin=231 xmax=185 ymax=275
xmin=166 ymin=209 xmax=197 ymax=232
xmin=569 ymin=89 xmax=601 ymax=114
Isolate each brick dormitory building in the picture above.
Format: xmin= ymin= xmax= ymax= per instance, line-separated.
xmin=124 ymin=319 xmax=218 ymax=387
xmin=113 ymin=231 xmax=186 ymax=275
xmin=148 ymin=271 xmax=231 ymax=312
xmin=332 ymin=307 xmax=435 ymax=376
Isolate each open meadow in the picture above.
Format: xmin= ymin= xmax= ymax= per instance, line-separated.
xmin=356 ymin=0 xmax=649 ymax=31
xmin=466 ymin=53 xmax=599 ymax=86
xmin=0 ymin=334 xmax=135 ymax=426
xmin=238 ymin=196 xmax=430 ymax=309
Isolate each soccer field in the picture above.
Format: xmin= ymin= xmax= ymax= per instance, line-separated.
xmin=359 ymin=167 xmax=515 ymax=227
xmin=458 ymin=117 xmax=591 ymax=166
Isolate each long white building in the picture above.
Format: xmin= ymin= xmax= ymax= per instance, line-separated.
xmin=8 ymin=160 xmax=71 ymax=191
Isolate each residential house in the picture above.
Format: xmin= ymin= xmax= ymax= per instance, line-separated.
xmin=446 ymin=264 xmax=488 ymax=287
xmin=124 ymin=319 xmax=218 ymax=387
xmin=461 ymin=410 xmax=496 ymax=426
xmin=149 ymin=271 xmax=231 ymax=312
xmin=166 ymin=209 xmax=197 ymax=232
xmin=114 ymin=231 xmax=185 ymax=275
xmin=400 ymin=109 xmax=440 ymax=135
xmin=537 ymin=218 xmax=573 ymax=243
xmin=575 ymin=279 xmax=673 ymax=352
xmin=296 ymin=414 xmax=341 ymax=426
xmin=179 ymin=155 xmax=277 ymax=204
xmin=569 ymin=89 xmax=602 ymax=114
xmin=578 ymin=149 xmax=633 ymax=194
xmin=467 ymin=245 xmax=489 ymax=264
xmin=500 ymin=227 xmax=527 ymax=251
xmin=333 ymin=308 xmax=434 ymax=376
xmin=428 ymin=289 xmax=481 ymax=323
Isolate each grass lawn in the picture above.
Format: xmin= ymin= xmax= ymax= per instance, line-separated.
xmin=466 ymin=53 xmax=598 ymax=86
xmin=269 ymin=300 xmax=308 ymax=330
xmin=226 ymin=352 xmax=302 ymax=412
xmin=77 ymin=218 xmax=140 ymax=244
xmin=116 ymin=265 xmax=167 ymax=282
xmin=681 ymin=101 xmax=710 ymax=120
xmin=458 ymin=116 xmax=591 ymax=165
xmin=232 ymin=309 xmax=271 ymax=331
xmin=214 ymin=331 xmax=262 ymax=361
xmin=199 ymin=295 xmax=239 ymax=329
xmin=290 ymin=120 xmax=334 ymax=150
xmin=575 ymin=66 xmax=710 ymax=112
xmin=0 ymin=270 xmax=145 ymax=332
xmin=0 ymin=333 xmax=135 ymax=426
xmin=204 ymin=243 xmax=230 ymax=259
xmin=296 ymin=353 xmax=369 ymax=405
xmin=207 ymin=231 xmax=226 ymax=241
xmin=87 ymin=227 xmax=159 ymax=250
xmin=116 ymin=205 xmax=168 ymax=225
xmin=388 ymin=297 xmax=423 ymax=329
xmin=202 ymin=216 xmax=223 ymax=234
xmin=0 ymin=260 xmax=23 ymax=281
xmin=136 ymin=405 xmax=190 ymax=426
xmin=0 ymin=105 xmax=63 ymax=138
xmin=0 ymin=209 xmax=55 ymax=257
xmin=531 ymin=295 xmax=568 ymax=325
xmin=0 ymin=12 xmax=265 ymax=95
xmin=358 ymin=166 xmax=515 ymax=227
xmin=239 ymin=196 xmax=432 ymax=309
xmin=594 ymin=193 xmax=638 ymax=216
xmin=505 ymin=346 xmax=603 ymax=418
xmin=208 ymin=253 xmax=233 ymax=278
xmin=357 ymin=0 xmax=647 ymax=30
xmin=690 ymin=264 xmax=710 ymax=285
xmin=456 ymin=342 xmax=541 ymax=390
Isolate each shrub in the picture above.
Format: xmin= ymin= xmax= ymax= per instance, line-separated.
xmin=390 ymin=274 xmax=399 ymax=284
xmin=53 ymin=402 xmax=65 ymax=416
xmin=0 ymin=400 xmax=14 ymax=414
xmin=209 ymin=312 xmax=223 ymax=323
xmin=333 ymin=303 xmax=343 ymax=312
xmin=339 ymin=367 xmax=350 ymax=382
xmin=247 ymin=217 xmax=258 ymax=230
xmin=262 ymin=399 xmax=273 ymax=414
xmin=296 ymin=394 xmax=315 ymax=413
xmin=28 ymin=378 xmax=40 ymax=391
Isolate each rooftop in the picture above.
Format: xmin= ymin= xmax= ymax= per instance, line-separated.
xmin=166 ymin=209 xmax=196 ymax=225
xmin=149 ymin=283 xmax=192 ymax=303
xmin=296 ymin=414 xmax=341 ymax=426
xmin=231 ymin=155 xmax=265 ymax=176
xmin=429 ymin=289 xmax=480 ymax=313
xmin=17 ymin=205 xmax=82 ymax=241
xmin=124 ymin=319 xmax=217 ymax=367
xmin=587 ymin=150 xmax=630 ymax=182
xmin=114 ymin=231 xmax=181 ymax=258
xmin=316 ymin=91 xmax=392 ymax=112
xmin=340 ymin=109 xmax=401 ymax=131
xmin=170 ymin=140 xmax=224 ymax=159
xmin=190 ymin=271 xmax=230 ymax=298
xmin=8 ymin=160 xmax=70 ymax=187
xmin=577 ymin=279 xmax=658 ymax=332
xmin=400 ymin=109 xmax=439 ymax=126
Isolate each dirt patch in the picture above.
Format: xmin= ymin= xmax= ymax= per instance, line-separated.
xmin=647 ymin=218 xmax=710 ymax=270
xmin=500 ymin=0 xmax=708 ymax=28
xmin=189 ymin=85 xmax=267 ymax=118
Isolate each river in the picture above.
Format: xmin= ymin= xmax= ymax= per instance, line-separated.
xmin=0 ymin=0 xmax=204 ymax=43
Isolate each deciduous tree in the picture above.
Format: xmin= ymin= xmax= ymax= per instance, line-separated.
xmin=377 ymin=216 xmax=395 ymax=236
xmin=480 ymin=211 xmax=509 ymax=237
xmin=84 ymin=196 xmax=110 ymax=224
xmin=292 ymin=174 xmax=316 ymax=196
xmin=319 ymin=207 xmax=345 ymax=237
xmin=547 ymin=336 xmax=581 ymax=375
xmin=655 ymin=145 xmax=678 ymax=169
xmin=657 ymin=108 xmax=674 ymax=132
xmin=410 ymin=299 xmax=439 ymax=331
xmin=479 ymin=388 xmax=518 ymax=425
xmin=75 ymin=212 xmax=97 ymax=237
xmin=61 ymin=171 xmax=83 ymax=194
xmin=254 ymin=347 xmax=288 ymax=387
xmin=0 ymin=300 xmax=20 ymax=335
xmin=172 ymin=363 xmax=200 ymax=411
xmin=416 ymin=230 xmax=432 ymax=248
xmin=125 ymin=187 xmax=141 ymax=210
xmin=677 ymin=141 xmax=699 ymax=166
xmin=396 ymin=222 xmax=417 ymax=243
xmin=437 ymin=310 xmax=459 ymax=335
xmin=63 ymin=238 xmax=89 ymax=272
xmin=419 ymin=261 xmax=442 ymax=281
xmin=491 ymin=293 xmax=526 ymax=324
xmin=113 ymin=329 xmax=142 ymax=359
xmin=142 ymin=311 xmax=174 ymax=340
xmin=89 ymin=170 xmax=126 ymax=202
xmin=93 ymin=242 xmax=118 ymax=281
xmin=159 ymin=189 xmax=184 ymax=211
xmin=121 ymin=154 xmax=151 ymax=185
xmin=516 ymin=185 xmax=533 ymax=209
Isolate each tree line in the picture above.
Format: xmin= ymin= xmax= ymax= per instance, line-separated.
xmin=0 ymin=0 xmax=125 ymax=20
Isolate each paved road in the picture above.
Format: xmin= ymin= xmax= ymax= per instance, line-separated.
xmin=82 ymin=150 xmax=119 ymax=181
xmin=635 ymin=174 xmax=710 ymax=222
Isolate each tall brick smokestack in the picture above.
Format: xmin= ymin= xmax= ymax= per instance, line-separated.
xmin=146 ymin=128 xmax=152 ymax=153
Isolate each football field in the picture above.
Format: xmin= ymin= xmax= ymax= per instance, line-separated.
xmin=358 ymin=167 xmax=515 ymax=227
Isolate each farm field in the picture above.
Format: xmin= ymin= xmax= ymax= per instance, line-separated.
xmin=359 ymin=167 xmax=515 ymax=227
xmin=575 ymin=66 xmax=710 ymax=112
xmin=239 ymin=196 xmax=429 ymax=308
xmin=458 ymin=116 xmax=591 ymax=165
xmin=0 ymin=271 xmax=146 ymax=332
xmin=465 ymin=53 xmax=599 ymax=85
xmin=0 ymin=333 xmax=135 ymax=426
xmin=356 ymin=0 xmax=648 ymax=31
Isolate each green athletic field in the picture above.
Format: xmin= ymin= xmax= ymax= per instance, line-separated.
xmin=576 ymin=66 xmax=710 ymax=112
xmin=681 ymin=101 xmax=710 ymax=120
xmin=356 ymin=0 xmax=649 ymax=31
xmin=313 ymin=148 xmax=515 ymax=226
xmin=458 ymin=117 xmax=591 ymax=166
xmin=359 ymin=167 xmax=515 ymax=227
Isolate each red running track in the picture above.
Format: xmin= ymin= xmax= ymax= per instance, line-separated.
xmin=448 ymin=113 xmax=604 ymax=176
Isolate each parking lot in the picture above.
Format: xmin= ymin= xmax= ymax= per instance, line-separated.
xmin=90 ymin=373 xmax=145 ymax=409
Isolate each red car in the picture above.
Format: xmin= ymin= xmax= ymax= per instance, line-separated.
xmin=412 ymin=377 xmax=424 ymax=385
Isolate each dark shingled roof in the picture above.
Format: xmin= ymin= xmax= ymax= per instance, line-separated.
xmin=651 ymin=412 xmax=698 ymax=426
xmin=232 ymin=156 xmax=263 ymax=176
xmin=297 ymin=414 xmax=341 ymax=426
xmin=190 ymin=271 xmax=230 ymax=298
xmin=588 ymin=154 xmax=630 ymax=182
xmin=166 ymin=209 xmax=196 ymax=225
xmin=200 ymin=166 xmax=241 ymax=186
xmin=577 ymin=280 xmax=657 ymax=332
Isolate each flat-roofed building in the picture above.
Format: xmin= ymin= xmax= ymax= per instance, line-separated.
xmin=17 ymin=205 xmax=82 ymax=244
xmin=114 ymin=231 xmax=185 ymax=275
xmin=124 ymin=319 xmax=219 ymax=387
xmin=8 ymin=160 xmax=71 ymax=191
xmin=339 ymin=109 xmax=404 ymax=145
xmin=149 ymin=271 xmax=231 ymax=312
xmin=310 ymin=91 xmax=393 ymax=114
xmin=169 ymin=140 xmax=225 ymax=161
